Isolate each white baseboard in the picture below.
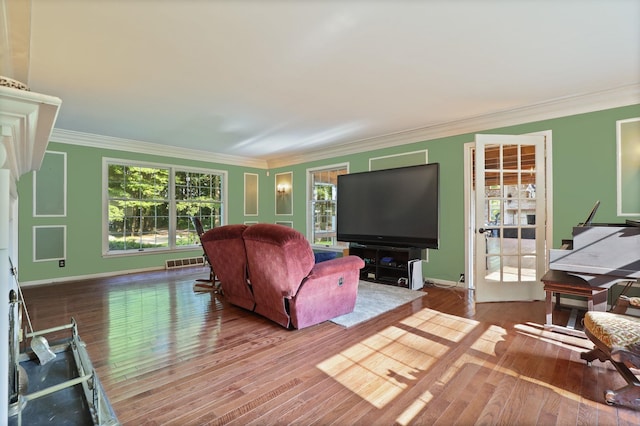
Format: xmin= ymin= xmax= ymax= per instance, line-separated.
xmin=424 ymin=277 xmax=460 ymax=288
xmin=20 ymin=265 xmax=206 ymax=287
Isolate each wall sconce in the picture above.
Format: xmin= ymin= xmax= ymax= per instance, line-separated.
xmin=276 ymin=183 xmax=289 ymax=195
xmin=275 ymin=171 xmax=293 ymax=215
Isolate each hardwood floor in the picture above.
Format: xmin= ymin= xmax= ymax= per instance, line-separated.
xmin=20 ymin=268 xmax=640 ymax=425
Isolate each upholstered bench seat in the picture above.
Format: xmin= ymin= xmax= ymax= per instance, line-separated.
xmin=584 ymin=311 xmax=640 ymax=350
xmin=581 ymin=295 xmax=640 ymax=408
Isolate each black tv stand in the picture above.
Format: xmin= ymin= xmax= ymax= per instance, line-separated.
xmin=348 ymin=243 xmax=421 ymax=286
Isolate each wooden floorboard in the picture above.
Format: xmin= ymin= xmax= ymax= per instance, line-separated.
xmin=19 ymin=267 xmax=640 ymax=425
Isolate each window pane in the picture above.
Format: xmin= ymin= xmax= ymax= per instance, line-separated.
xmin=108 ymin=165 xmax=126 ymax=198
xmin=309 ymin=165 xmax=347 ymax=245
xmin=502 ymin=145 xmax=520 ymax=170
xmin=107 ymin=162 xmax=224 ymax=253
xmin=108 ymin=185 xmax=156 ymax=250
xmin=175 ymin=170 xmax=224 ymax=247
xmin=521 ymin=255 xmax=537 ymax=281
xmin=484 ymin=255 xmax=501 ymax=282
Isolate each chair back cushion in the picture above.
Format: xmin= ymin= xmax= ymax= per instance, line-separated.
xmin=243 ymin=224 xmax=315 ymax=327
xmin=200 ymin=224 xmax=255 ymax=311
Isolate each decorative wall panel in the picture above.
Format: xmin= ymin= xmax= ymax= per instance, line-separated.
xmin=617 ymin=118 xmax=640 ymax=216
xmin=33 ymin=150 xmax=66 ymax=216
xmin=244 ymin=173 xmax=259 ymax=216
xmin=33 ymin=225 xmax=66 ymax=261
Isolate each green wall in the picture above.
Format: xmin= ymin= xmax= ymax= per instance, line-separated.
xmin=17 ymin=144 xmax=266 ymax=283
xmin=17 ymin=104 xmax=640 ymax=284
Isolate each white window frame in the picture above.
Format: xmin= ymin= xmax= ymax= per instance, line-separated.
xmin=102 ymin=158 xmax=227 ymax=256
xmin=306 ymin=162 xmax=349 ymax=249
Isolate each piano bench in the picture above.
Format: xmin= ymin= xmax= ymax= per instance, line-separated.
xmin=542 ymin=271 xmax=608 ymax=335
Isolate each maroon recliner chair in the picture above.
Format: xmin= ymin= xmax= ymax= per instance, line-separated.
xmin=243 ymin=223 xmax=364 ymax=329
xmin=200 ymin=224 xmax=255 ymax=311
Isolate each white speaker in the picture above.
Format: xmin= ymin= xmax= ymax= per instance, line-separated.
xmin=408 ymin=259 xmax=423 ymax=290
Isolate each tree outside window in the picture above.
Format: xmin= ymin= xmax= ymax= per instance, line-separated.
xmin=308 ymin=165 xmax=347 ymax=246
xmin=107 ymin=162 xmax=224 ymax=253
xmin=175 ymin=171 xmax=223 ymax=246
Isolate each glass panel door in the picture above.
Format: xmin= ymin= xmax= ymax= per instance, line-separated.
xmin=474 ymin=134 xmax=546 ymax=302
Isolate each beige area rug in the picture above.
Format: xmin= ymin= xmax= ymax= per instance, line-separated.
xmin=330 ymin=280 xmax=426 ymax=328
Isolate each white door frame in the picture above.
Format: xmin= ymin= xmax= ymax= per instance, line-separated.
xmin=463 ymin=130 xmax=554 ymax=295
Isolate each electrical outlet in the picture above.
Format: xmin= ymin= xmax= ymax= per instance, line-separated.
xmin=59 ymin=259 xmax=65 ymax=267
xmin=459 ymin=273 xmax=465 ymax=283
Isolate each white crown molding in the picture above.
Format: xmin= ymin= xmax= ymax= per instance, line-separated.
xmin=49 ymin=84 xmax=640 ymax=171
xmin=267 ymin=84 xmax=640 ymax=169
xmin=50 ymin=128 xmax=269 ymax=169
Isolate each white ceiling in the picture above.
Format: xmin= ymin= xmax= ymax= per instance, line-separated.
xmin=10 ymin=1 xmax=640 ymax=167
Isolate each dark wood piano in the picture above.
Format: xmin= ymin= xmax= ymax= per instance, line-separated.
xmin=542 ymin=219 xmax=640 ymax=335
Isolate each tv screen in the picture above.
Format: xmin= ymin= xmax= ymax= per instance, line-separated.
xmin=337 ymin=163 xmax=440 ymax=249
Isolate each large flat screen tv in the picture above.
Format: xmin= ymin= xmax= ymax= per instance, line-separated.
xmin=337 ymin=163 xmax=440 ymax=249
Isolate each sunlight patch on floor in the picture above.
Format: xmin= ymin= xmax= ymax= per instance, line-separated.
xmin=316 ymin=307 xmax=480 ymax=410
xmin=396 ymin=390 xmax=433 ymax=426
xmin=514 ymin=322 xmax=592 ymax=351
xmin=401 ymin=307 xmax=479 ymax=343
xmin=470 ymin=325 xmax=507 ymax=356
xmin=317 ymin=307 xmax=591 ymax=425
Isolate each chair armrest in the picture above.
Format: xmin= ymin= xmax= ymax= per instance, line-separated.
xmin=612 ymin=295 xmax=640 ymax=314
xmin=291 ymin=256 xmax=364 ymax=299
xmin=307 ymin=255 xmax=365 ymax=278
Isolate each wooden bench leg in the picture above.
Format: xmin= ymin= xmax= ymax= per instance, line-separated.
xmin=545 ymin=290 xmax=553 ymax=326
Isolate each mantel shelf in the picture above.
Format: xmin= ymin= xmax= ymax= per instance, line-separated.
xmin=0 ymin=85 xmax=62 ymax=198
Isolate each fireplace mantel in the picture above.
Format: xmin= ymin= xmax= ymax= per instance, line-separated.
xmin=0 ymin=85 xmax=62 ymax=198
xmin=1 ymin=83 xmax=61 ymax=422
